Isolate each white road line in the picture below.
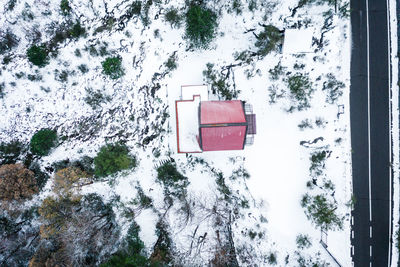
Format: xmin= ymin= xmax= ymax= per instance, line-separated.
xmin=352 ymin=230 xmax=354 ymax=239
xmin=370 ymin=226 xmax=373 ymax=238
xmin=365 ymin=0 xmax=372 ymax=223
xmin=386 ymin=0 xmax=392 ymax=265
xmin=370 ymin=245 xmax=373 ymax=257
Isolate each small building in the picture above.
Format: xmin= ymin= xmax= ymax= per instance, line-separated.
xmin=175 ymin=85 xmax=256 ymax=153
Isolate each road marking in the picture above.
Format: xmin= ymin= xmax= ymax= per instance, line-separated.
xmin=365 ymin=0 xmax=372 ymax=223
xmin=370 ymin=226 xmax=372 ymax=238
xmin=352 ymin=230 xmax=354 ymax=239
xmin=386 ymin=0 xmax=392 ymax=265
xmin=370 ymin=245 xmax=372 ymax=257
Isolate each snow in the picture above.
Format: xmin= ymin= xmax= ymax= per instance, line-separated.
xmin=0 ymin=0 xmax=357 ymax=265
xmin=389 ymin=0 xmax=399 ymax=265
xmin=181 ymin=85 xmax=209 ymax=101
xmin=176 ymin=96 xmax=202 ymax=153
xmin=283 ymin=28 xmax=314 ymax=54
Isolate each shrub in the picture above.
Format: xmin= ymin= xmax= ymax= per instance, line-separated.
xmin=296 ymin=234 xmax=312 ymax=249
xmin=0 ymin=140 xmax=25 ymax=165
xmin=102 ymin=56 xmax=125 ymax=79
xmin=69 ymin=21 xmax=85 ymax=38
xmin=101 ymin=222 xmax=149 ymax=266
xmin=322 ymin=73 xmax=345 ymax=104
xmin=60 ymin=0 xmax=71 ymax=15
xmin=30 ymin=129 xmax=57 ymax=156
xmin=94 ymin=143 xmax=136 ymax=177
xmin=286 ymin=73 xmax=313 ymax=111
xmin=185 ymin=4 xmax=218 ymax=49
xmin=0 ymin=163 xmax=38 ymax=200
xmin=156 ymin=161 xmax=188 ymax=199
xmin=53 ymin=166 xmax=90 ymax=197
xmin=254 ymin=25 xmax=283 ymax=56
xmin=203 ymin=63 xmax=239 ymax=100
xmin=164 ymin=53 xmax=178 ymax=71
xmin=164 ymin=7 xmax=182 ymax=28
xmin=27 ymin=45 xmax=49 ymax=67
xmin=0 ymin=30 xmax=19 ymax=55
xmin=301 ymin=193 xmax=343 ymax=231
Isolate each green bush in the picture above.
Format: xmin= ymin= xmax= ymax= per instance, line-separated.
xmin=185 ymin=4 xmax=218 ymax=49
xmin=296 ymin=234 xmax=312 ymax=249
xmin=164 ymin=7 xmax=182 ymax=28
xmin=101 ymin=222 xmax=149 ymax=267
xmin=286 ymin=73 xmax=313 ymax=110
xmin=60 ymin=0 xmax=71 ymax=15
xmin=30 ymin=129 xmax=57 ymax=156
xmin=0 ymin=140 xmax=25 ymax=165
xmin=27 ymin=45 xmax=49 ymax=67
xmin=254 ymin=25 xmax=283 ymax=56
xmin=301 ymin=193 xmax=343 ymax=231
xmin=156 ymin=161 xmax=188 ymax=199
xmin=69 ymin=21 xmax=85 ymax=38
xmin=94 ymin=143 xmax=136 ymax=177
xmin=102 ymin=56 xmax=125 ymax=79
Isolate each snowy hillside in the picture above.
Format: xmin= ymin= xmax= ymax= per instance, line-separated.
xmin=0 ymin=0 xmax=352 ymax=266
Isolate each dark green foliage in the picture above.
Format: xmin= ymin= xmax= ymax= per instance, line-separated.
xmin=28 ymin=161 xmax=50 ymax=191
xmin=102 ymin=56 xmax=125 ymax=79
xmin=0 ymin=82 xmax=5 ymax=99
xmin=132 ymin=186 xmax=153 ymax=209
xmin=286 ymin=73 xmax=313 ymax=111
xmin=296 ymin=234 xmax=312 ymax=249
xmin=0 ymin=30 xmax=19 ymax=55
xmin=164 ymin=7 xmax=182 ymax=28
xmin=94 ymin=143 xmax=136 ymax=178
xmin=130 ymin=1 xmax=143 ymax=16
xmin=203 ymin=63 xmax=239 ymax=100
xmin=150 ymin=220 xmax=173 ymax=265
xmin=254 ymin=25 xmax=283 ymax=56
xmin=69 ymin=21 xmax=86 ymax=38
xmin=216 ymin=172 xmax=231 ymax=200
xmin=6 ymin=0 xmax=17 ymax=11
xmin=164 ymin=53 xmax=178 ymax=71
xmin=185 ymin=4 xmax=218 ymax=49
xmin=78 ymin=64 xmax=89 ymax=73
xmin=156 ymin=161 xmax=188 ymax=199
xmin=232 ymin=0 xmax=243 ymax=15
xmin=60 ymin=0 xmax=71 ymax=15
xmin=27 ymin=45 xmax=49 ymax=67
xmin=101 ymin=222 xmax=149 ymax=267
xmin=30 ymin=129 xmax=57 ymax=156
xmin=322 ymin=73 xmax=345 ymax=104
xmin=266 ymin=252 xmax=277 ymax=265
xmin=309 ymin=150 xmax=328 ymax=176
xmin=298 ymin=119 xmax=313 ymax=130
xmin=52 ymin=156 xmax=94 ymax=174
xmin=84 ymin=87 xmax=111 ymax=109
xmin=269 ymin=62 xmax=286 ymax=81
xmin=301 ymin=194 xmax=343 ymax=231
xmin=0 ymin=140 xmax=26 ymax=165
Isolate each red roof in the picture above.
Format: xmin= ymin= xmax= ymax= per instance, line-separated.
xmin=200 ymin=101 xmax=246 ymax=125
xmin=201 ymin=126 xmax=246 ymax=151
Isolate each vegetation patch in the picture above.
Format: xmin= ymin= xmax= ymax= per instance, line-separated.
xmin=27 ymin=45 xmax=49 ymax=67
xmin=185 ymin=4 xmax=218 ymax=49
xmin=102 ymin=56 xmax=125 ymax=79
xmin=30 ymin=129 xmax=57 ymax=156
xmin=203 ymin=63 xmax=239 ymax=100
xmin=60 ymin=0 xmax=71 ymax=15
xmin=94 ymin=143 xmax=136 ymax=178
xmin=0 ymin=163 xmax=38 ymax=200
xmin=0 ymin=140 xmax=26 ymax=165
xmin=156 ymin=161 xmax=189 ymax=200
xmin=301 ymin=193 xmax=343 ymax=231
xmin=164 ymin=7 xmax=182 ymax=28
xmin=286 ymin=73 xmax=313 ymax=111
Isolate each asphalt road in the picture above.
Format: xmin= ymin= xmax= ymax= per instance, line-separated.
xmin=350 ymin=0 xmax=392 ymax=266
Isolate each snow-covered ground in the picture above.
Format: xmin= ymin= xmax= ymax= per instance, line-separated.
xmin=0 ymin=0 xmax=356 ymax=265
